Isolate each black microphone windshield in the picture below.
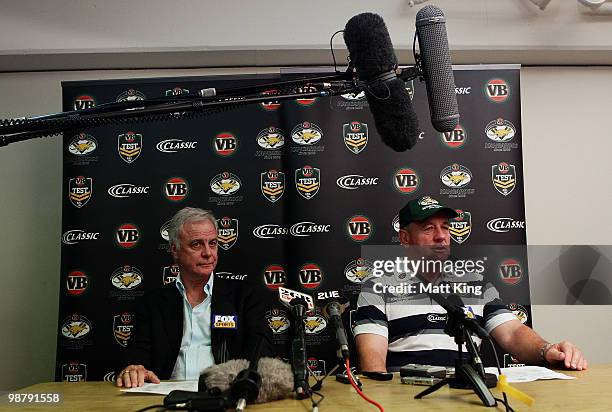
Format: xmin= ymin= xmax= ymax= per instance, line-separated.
xmin=415 ymin=5 xmax=459 ymax=132
xmin=344 ymin=13 xmax=420 ymax=152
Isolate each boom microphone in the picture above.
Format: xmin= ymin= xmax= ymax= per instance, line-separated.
xmin=415 ymin=5 xmax=460 ymax=132
xmin=344 ymin=13 xmax=420 ymax=152
xmin=200 ymin=358 xmax=294 ymax=404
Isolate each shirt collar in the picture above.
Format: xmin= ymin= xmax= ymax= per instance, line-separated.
xmin=174 ymin=272 xmax=215 ymax=297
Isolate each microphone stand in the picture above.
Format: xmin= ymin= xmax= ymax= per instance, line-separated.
xmin=414 ymin=304 xmax=497 ymax=407
xmin=289 ymin=298 xmax=311 ymax=400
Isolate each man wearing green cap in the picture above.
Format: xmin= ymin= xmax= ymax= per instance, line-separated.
xmin=354 ymin=195 xmax=586 ymax=372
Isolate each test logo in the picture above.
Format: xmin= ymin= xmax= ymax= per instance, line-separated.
xmin=486 ymin=79 xmax=510 ymax=103
xmin=116 ymin=223 xmax=140 ymax=249
xmin=217 ymin=217 xmax=238 ymax=250
xmin=492 ymin=162 xmax=517 ymax=196
xmin=113 ymin=312 xmax=134 ymax=347
xmin=295 ymin=166 xmax=320 ymax=199
xmin=261 ymin=170 xmax=285 ymax=202
xmin=62 ymin=362 xmax=87 ymax=382
xmin=343 ymin=121 xmax=368 ymax=154
xmin=163 ymin=265 xmax=180 ymax=285
xmin=449 ymin=210 xmax=472 ymax=244
xmin=69 ymin=176 xmax=93 ymax=208
xmin=117 ymin=131 xmax=142 ymax=163
xmin=347 ymin=215 xmax=373 ymax=242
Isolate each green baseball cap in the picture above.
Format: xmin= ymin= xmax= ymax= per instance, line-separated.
xmin=398 ymin=196 xmax=458 ymax=228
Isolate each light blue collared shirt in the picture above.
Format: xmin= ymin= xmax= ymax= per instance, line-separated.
xmin=170 ymin=274 xmax=215 ymax=380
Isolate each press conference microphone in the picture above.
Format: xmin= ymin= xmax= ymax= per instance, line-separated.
xmin=429 ymin=292 xmax=489 ymax=340
xmin=344 ymin=13 xmax=420 ymax=152
xmin=231 ymin=338 xmax=263 ymax=412
xmin=317 ymin=290 xmax=351 ymax=360
xmin=201 ymin=358 xmax=294 ymax=404
xmin=415 ymin=5 xmax=460 ymax=132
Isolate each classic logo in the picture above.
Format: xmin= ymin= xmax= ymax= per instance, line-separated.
xmin=455 ymin=86 xmax=472 ymax=95
xmin=307 ymin=358 xmax=327 ymax=377
xmin=62 ymin=230 xmax=99 ymax=245
xmin=290 ymin=222 xmax=331 ymax=237
xmin=111 ymin=265 xmax=143 ymax=290
xmin=253 ymin=224 xmax=288 ymax=239
xmin=256 ymin=126 xmax=285 ymax=150
xmin=485 ymin=118 xmax=516 ymax=142
xmin=486 ymin=217 xmax=525 ymax=233
xmin=160 ymin=220 xmax=170 ymax=241
xmin=304 ymin=309 xmax=327 ymax=334
xmin=343 ymin=121 xmax=369 ymax=154
xmin=103 ymin=371 xmax=116 ymax=382
xmin=347 ymin=215 xmax=373 ymax=242
xmin=210 ymin=172 xmax=241 ymax=196
xmin=299 ymin=263 xmax=323 ymax=289
xmin=291 ymin=121 xmax=322 ymax=145
xmin=66 ymin=270 xmax=88 ymax=296
xmin=394 ymin=168 xmax=420 ymax=194
xmin=215 ymin=272 xmax=248 ymax=281
xmin=261 ymin=170 xmax=285 ymax=202
xmin=163 ymin=265 xmax=180 ymax=285
xmin=293 ymin=84 xmax=318 ymax=106
xmin=69 ymin=176 xmax=93 ymax=208
xmin=116 ymin=223 xmax=140 ymax=249
xmin=113 ymin=312 xmax=134 ymax=347
xmin=441 ymin=124 xmax=467 ymax=149
xmin=117 ymin=131 xmax=142 ymax=163
xmin=507 ymin=303 xmax=528 ymax=324
xmin=213 ymin=132 xmax=238 ymax=156
xmin=449 ymin=210 xmax=472 ymax=244
xmin=116 ymin=88 xmax=146 ymax=102
xmin=74 ymin=95 xmax=95 ymax=110
xmin=344 ymin=258 xmax=374 ymax=284
xmin=336 ymin=174 xmax=379 ymax=190
xmin=485 ymin=79 xmax=509 ymax=103
xmin=165 ymin=87 xmax=190 ymax=96
xmin=156 ymin=138 xmax=197 ymax=153
xmin=499 ymin=258 xmax=523 ymax=285
xmin=440 ymin=163 xmax=472 ymax=188
xmin=427 ymin=313 xmax=447 ymax=323
xmin=61 ymin=314 xmax=92 ymax=339
xmin=266 ymin=309 xmax=290 ymax=334
xmin=213 ymin=314 xmax=238 ymax=329
xmin=405 ymin=80 xmax=415 ymax=99
xmin=295 ymin=166 xmax=320 ymax=199
xmin=392 ymin=215 xmax=400 ymax=232
xmin=108 ymin=183 xmax=150 ymax=199
xmin=264 ymin=264 xmax=286 ymax=290
xmin=62 ymin=362 xmax=87 ymax=382
xmin=341 ymin=91 xmax=366 ymax=101
xmin=217 ymin=217 xmax=238 ymax=250
xmin=68 ymin=133 xmax=97 ymax=156
xmin=164 ymin=177 xmax=189 ymax=202
xmin=492 ymin=162 xmax=517 ymax=196
xmin=260 ymin=89 xmax=281 ymax=111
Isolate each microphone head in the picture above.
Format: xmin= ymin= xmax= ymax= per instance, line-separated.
xmin=344 ymin=13 xmax=398 ymax=81
xmin=231 ymin=369 xmax=261 ymax=402
xmin=316 ymin=290 xmax=349 ymax=318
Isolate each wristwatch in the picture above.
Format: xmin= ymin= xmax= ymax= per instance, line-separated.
xmin=540 ymin=342 xmax=555 ymax=366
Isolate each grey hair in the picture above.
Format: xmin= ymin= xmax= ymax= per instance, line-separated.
xmin=168 ymin=207 xmax=217 ymax=250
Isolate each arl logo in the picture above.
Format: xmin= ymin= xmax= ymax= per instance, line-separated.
xmin=299 ymin=263 xmax=323 ymax=289
xmin=449 ymin=209 xmax=472 ymax=244
xmin=164 ymin=177 xmax=189 ymax=202
xmin=263 ymin=264 xmax=286 ymax=290
xmin=116 ymin=88 xmax=146 ymax=102
xmin=343 ymin=121 xmax=369 ymax=154
xmin=441 ymin=124 xmax=467 ymax=149
xmin=111 ymin=265 xmax=143 ymax=290
xmin=261 ymin=170 xmax=285 ymax=202
xmin=507 ymin=303 xmax=529 ymax=324
xmin=210 ymin=172 xmax=241 ymax=196
xmin=485 ymin=118 xmax=516 ymax=142
xmin=304 ymin=309 xmax=327 ymax=334
xmin=260 ymin=89 xmax=281 ymax=111
xmin=165 ymin=87 xmax=189 ymax=96
xmin=291 ymin=121 xmax=323 ymax=145
xmin=62 ymin=362 xmax=87 ymax=382
xmin=163 ymin=264 xmax=180 ymax=285
xmin=74 ymin=95 xmax=95 ymax=110
xmin=347 ymin=215 xmax=372 ymax=242
xmin=344 ymin=258 xmax=373 ymax=284
xmin=266 ymin=309 xmax=290 ymax=334
xmin=69 ymin=176 xmax=93 ymax=208
xmin=492 ymin=162 xmax=517 ymax=196
xmin=394 ymin=168 xmax=420 ymax=194
xmin=217 ymin=217 xmax=238 ymax=250
xmin=293 ymin=84 xmax=318 ymax=106
xmin=486 ymin=79 xmax=510 ymax=103
xmin=68 ymin=133 xmax=97 ymax=156
xmin=117 ymin=132 xmax=142 ymax=163
xmin=256 ymin=126 xmax=285 ymax=150
xmin=295 ymin=166 xmax=320 ymax=199
xmin=116 ymin=224 xmax=139 ymax=249
xmin=441 ymin=163 xmax=472 ymax=188
xmin=499 ymin=258 xmax=522 ymax=285
xmin=113 ymin=312 xmax=134 ymax=347
xmin=61 ymin=314 xmax=92 ymax=339
xmin=66 ymin=270 xmax=88 ymax=296
xmin=214 ymin=133 xmax=238 ymax=156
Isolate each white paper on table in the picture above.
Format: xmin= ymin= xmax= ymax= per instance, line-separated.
xmin=120 ymin=380 xmax=199 ymax=395
xmin=484 ymin=366 xmax=576 ymax=383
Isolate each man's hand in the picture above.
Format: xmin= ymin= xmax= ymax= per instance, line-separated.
xmin=116 ymin=365 xmax=160 ymax=388
xmin=545 ymin=341 xmax=588 ymax=371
